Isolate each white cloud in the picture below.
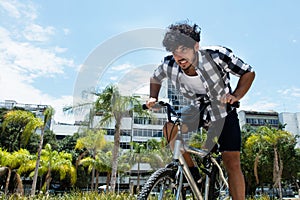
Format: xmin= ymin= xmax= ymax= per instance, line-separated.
xmin=0 ymin=0 xmax=77 ymax=123
xmin=63 ymin=28 xmax=70 ymax=35
xmin=0 ymin=0 xmax=22 ymax=18
xmin=239 ymin=100 xmax=279 ymax=112
xmin=0 ymin=27 xmax=74 ymax=81
xmin=23 ymin=24 xmax=55 ymax=42
xmin=0 ymin=0 xmax=37 ymax=20
xmin=278 ymin=87 xmax=300 ymax=97
xmin=0 ymin=66 xmax=76 ymax=123
xmin=54 ymin=46 xmax=68 ymax=53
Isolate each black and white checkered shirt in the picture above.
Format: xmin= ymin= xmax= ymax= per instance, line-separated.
xmin=152 ymin=46 xmax=254 ymax=121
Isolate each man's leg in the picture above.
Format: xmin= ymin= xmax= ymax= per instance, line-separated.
xmin=163 ymin=122 xmax=194 ymax=167
xmin=222 ymin=151 xmax=245 ymax=200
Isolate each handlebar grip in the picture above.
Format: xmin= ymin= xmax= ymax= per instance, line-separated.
xmin=231 ymin=101 xmax=240 ymax=108
xmin=142 ymin=104 xmax=148 ymax=110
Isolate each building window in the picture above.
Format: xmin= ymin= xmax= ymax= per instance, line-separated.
xmin=120 ymin=142 xmax=130 ymax=149
xmin=246 ymin=118 xmax=279 ymax=126
xmin=133 ymin=129 xmax=164 ymax=137
xmin=134 ymin=117 xmax=166 ymax=125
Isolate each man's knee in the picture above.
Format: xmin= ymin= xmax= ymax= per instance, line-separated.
xmin=222 ymin=152 xmax=241 ymax=172
xmin=163 ymin=122 xmax=178 ymax=143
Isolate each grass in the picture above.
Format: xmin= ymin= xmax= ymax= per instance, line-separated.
xmin=0 ymin=192 xmax=273 ymax=200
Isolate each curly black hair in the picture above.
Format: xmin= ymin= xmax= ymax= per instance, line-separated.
xmin=162 ymin=22 xmax=201 ymax=52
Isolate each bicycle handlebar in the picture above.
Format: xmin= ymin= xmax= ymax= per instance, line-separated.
xmin=142 ymin=101 xmax=240 ymax=122
xmin=142 ymin=101 xmax=240 ymax=111
xmin=142 ymin=101 xmax=178 ymax=121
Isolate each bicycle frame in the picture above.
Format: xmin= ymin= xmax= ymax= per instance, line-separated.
xmin=161 ymin=101 xmax=229 ymax=200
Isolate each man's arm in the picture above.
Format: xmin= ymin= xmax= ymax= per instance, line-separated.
xmin=150 ymin=77 xmax=161 ymax=99
xmin=223 ymin=71 xmax=255 ymax=104
xmin=146 ymin=77 xmax=162 ymax=108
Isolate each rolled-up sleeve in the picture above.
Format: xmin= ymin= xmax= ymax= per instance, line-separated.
xmin=152 ymin=56 xmax=172 ymax=83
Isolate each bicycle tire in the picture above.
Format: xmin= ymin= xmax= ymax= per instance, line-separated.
xmin=208 ymin=165 xmax=230 ymax=200
xmin=137 ymin=167 xmax=186 ymax=200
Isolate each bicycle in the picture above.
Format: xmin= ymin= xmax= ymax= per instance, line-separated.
xmin=137 ymin=101 xmax=239 ymax=200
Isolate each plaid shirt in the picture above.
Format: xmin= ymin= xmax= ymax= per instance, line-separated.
xmin=152 ymin=46 xmax=254 ymax=121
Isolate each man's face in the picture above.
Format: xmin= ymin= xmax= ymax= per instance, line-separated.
xmin=172 ymin=44 xmax=198 ymax=70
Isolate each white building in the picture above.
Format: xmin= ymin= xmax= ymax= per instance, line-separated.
xmin=238 ymin=110 xmax=279 ymax=129
xmin=238 ymin=110 xmax=300 ymax=148
xmin=279 ymin=112 xmax=300 ymax=148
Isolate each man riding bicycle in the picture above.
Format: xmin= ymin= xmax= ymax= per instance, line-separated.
xmin=146 ymin=21 xmax=255 ymax=200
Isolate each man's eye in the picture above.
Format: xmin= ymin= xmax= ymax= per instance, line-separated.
xmin=181 ymin=47 xmax=188 ymax=52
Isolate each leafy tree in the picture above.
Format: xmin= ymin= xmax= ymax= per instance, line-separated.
xmin=58 ymin=133 xmax=81 ymax=153
xmin=93 ymin=84 xmax=146 ymax=192
xmin=79 ymin=149 xmax=112 ymax=191
xmin=0 ymin=148 xmax=35 ymax=195
xmin=30 ymin=144 xmax=76 ymax=193
xmin=1 ymin=110 xmax=43 ymax=152
xmin=31 ymin=107 xmax=54 ymax=195
xmin=57 ymin=133 xmax=91 ymax=188
xmin=241 ymin=126 xmax=260 ymax=195
xmin=243 ymin=126 xmax=296 ymax=198
xmin=75 ymin=129 xmax=107 ymax=190
xmin=143 ymin=138 xmax=172 ymax=169
xmin=130 ymin=142 xmax=147 ymax=192
xmin=43 ymin=130 xmax=59 ymax=150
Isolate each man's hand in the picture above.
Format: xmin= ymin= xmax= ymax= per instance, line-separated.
xmin=221 ymin=93 xmax=239 ymax=104
xmin=146 ymin=97 xmax=157 ymax=109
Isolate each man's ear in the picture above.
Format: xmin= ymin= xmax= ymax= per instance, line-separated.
xmin=194 ymin=42 xmax=199 ymax=51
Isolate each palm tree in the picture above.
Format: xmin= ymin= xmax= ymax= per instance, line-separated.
xmin=0 ymin=148 xmax=34 ymax=195
xmin=0 ymin=148 xmax=15 ymax=194
xmin=31 ymin=106 xmax=54 ymax=195
xmin=93 ymin=84 xmax=145 ymax=192
xmin=75 ymin=129 xmax=106 ymax=190
xmin=31 ymin=144 xmax=76 ymax=193
xmin=131 ymin=142 xmax=147 ymax=192
xmin=2 ymin=110 xmax=43 ymax=151
xmin=79 ymin=149 xmax=112 ymax=191
xmin=145 ymin=138 xmax=172 ymax=169
xmin=262 ymin=127 xmax=294 ymax=199
xmin=244 ymin=126 xmax=295 ymax=198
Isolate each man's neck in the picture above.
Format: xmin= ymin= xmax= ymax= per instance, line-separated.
xmin=183 ymin=52 xmax=198 ymax=76
xmin=183 ymin=65 xmax=197 ymax=76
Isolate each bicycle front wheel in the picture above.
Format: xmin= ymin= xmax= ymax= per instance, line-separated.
xmin=208 ymin=165 xmax=230 ymax=200
xmin=137 ymin=167 xmax=183 ymax=200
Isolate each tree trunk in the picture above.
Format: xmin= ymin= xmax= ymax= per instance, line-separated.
xmin=31 ymin=127 xmax=45 ymax=196
xmin=44 ymin=168 xmax=52 ymax=193
xmin=95 ymin=170 xmax=99 ymax=191
xmin=106 ymin=172 xmax=111 ymax=191
xmin=254 ymin=152 xmax=260 ymax=184
xmin=273 ymin=147 xmax=283 ymax=199
xmin=76 ymin=150 xmax=88 ymax=171
xmin=4 ymin=168 xmax=11 ymax=194
xmin=0 ymin=167 xmax=8 ymax=176
xmin=137 ymin=157 xmax=140 ymax=193
xmin=91 ymin=149 xmax=96 ymax=190
xmin=14 ymin=172 xmax=24 ymax=195
xmin=110 ymin=118 xmax=121 ymax=192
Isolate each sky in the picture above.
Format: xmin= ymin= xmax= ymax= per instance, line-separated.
xmin=0 ymin=0 xmax=299 ymax=124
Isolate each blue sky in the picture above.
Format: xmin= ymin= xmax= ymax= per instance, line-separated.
xmin=0 ymin=0 xmax=299 ymax=123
